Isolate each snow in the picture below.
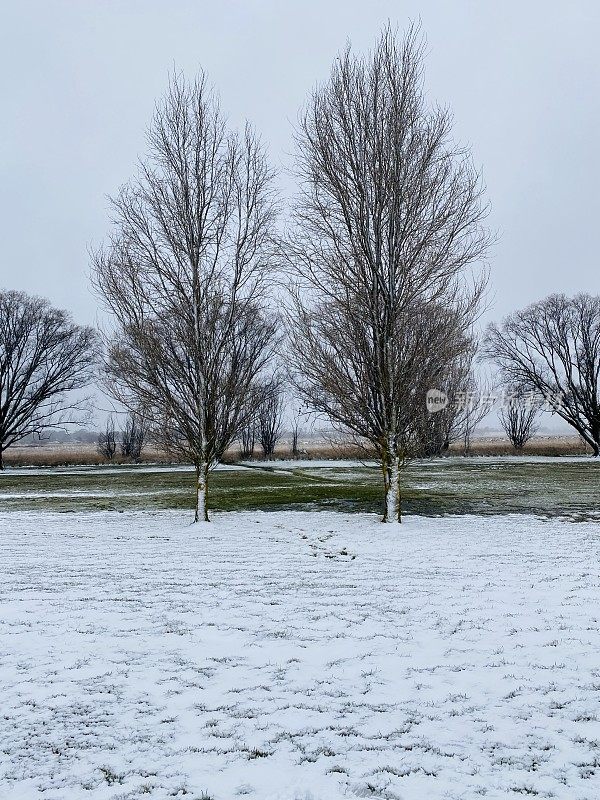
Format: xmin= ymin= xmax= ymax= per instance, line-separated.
xmin=2 ymin=510 xmax=600 ymax=799
xmin=238 ymin=459 xmax=379 ymax=469
xmin=0 ymin=463 xmax=244 ymax=478
xmin=240 ymin=456 xmax=599 ymax=469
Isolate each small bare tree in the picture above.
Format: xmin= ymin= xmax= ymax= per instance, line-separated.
xmin=0 ymin=290 xmax=98 ymax=469
xmin=485 ymin=294 xmax=600 ymax=456
xmin=290 ymin=406 xmax=303 ymax=458
xmin=239 ymin=421 xmax=256 ymax=459
xmin=411 ymin=344 xmax=493 ymax=457
xmin=453 ymin=370 xmax=496 ymax=456
xmin=120 ymin=412 xmax=146 ymax=461
xmin=258 ymin=384 xmax=284 ymax=458
xmin=498 ymin=387 xmax=540 ymax=452
xmin=97 ymin=415 xmax=117 ymax=460
xmin=93 ymin=73 xmax=279 ymax=520
xmin=286 ymin=27 xmax=489 ymax=521
xmin=413 ymin=345 xmax=476 ymax=457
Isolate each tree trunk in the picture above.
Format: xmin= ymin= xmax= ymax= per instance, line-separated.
xmin=0 ymin=448 xmax=4 ymax=471
xmin=382 ymin=441 xmax=401 ymax=523
xmin=578 ymin=429 xmax=600 ymax=457
xmin=194 ymin=460 xmax=209 ymax=522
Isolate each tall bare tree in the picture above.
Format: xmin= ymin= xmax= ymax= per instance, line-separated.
xmin=286 ymin=27 xmax=490 ymax=521
xmin=0 ymin=290 xmax=97 ymax=469
xmin=93 ymin=73 xmax=279 ymax=520
xmin=485 ymin=294 xmax=600 ymax=456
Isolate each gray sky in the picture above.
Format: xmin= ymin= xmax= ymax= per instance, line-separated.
xmin=1 ymin=0 xmax=599 ymax=332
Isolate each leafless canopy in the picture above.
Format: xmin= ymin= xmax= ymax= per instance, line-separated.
xmin=412 ymin=343 xmax=477 ymax=457
xmin=485 ymin=293 xmax=600 ymax=456
xmin=290 ymin=405 xmax=304 ymax=458
xmin=498 ymin=387 xmax=541 ymax=452
xmin=286 ymin=26 xmax=490 ymax=520
xmin=0 ymin=290 xmax=98 ymax=468
xmin=453 ymin=367 xmax=496 ymax=457
xmin=97 ymin=415 xmax=117 ymax=461
xmin=257 ymin=382 xmax=284 ymax=458
xmin=239 ymin=420 xmax=256 ymax=460
xmin=93 ymin=73 xmax=279 ymax=519
xmin=120 ymin=411 xmax=146 ymax=461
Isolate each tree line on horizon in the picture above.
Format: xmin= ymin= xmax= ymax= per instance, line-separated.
xmin=1 ymin=26 xmax=599 ymax=521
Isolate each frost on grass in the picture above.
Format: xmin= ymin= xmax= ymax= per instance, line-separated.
xmin=1 ymin=510 xmax=600 ymax=799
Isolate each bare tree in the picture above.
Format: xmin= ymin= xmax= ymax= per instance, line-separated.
xmin=93 ymin=73 xmax=279 ymax=520
xmin=498 ymin=387 xmax=540 ymax=452
xmin=258 ymin=383 xmax=284 ymax=458
xmin=286 ymin=27 xmax=489 ymax=521
xmin=97 ymin=415 xmax=117 ymax=460
xmin=239 ymin=421 xmax=256 ymax=459
xmin=407 ymin=341 xmax=494 ymax=457
xmin=0 ymin=290 xmax=98 ymax=469
xmin=412 ymin=344 xmax=476 ymax=457
xmin=485 ymin=294 xmax=600 ymax=456
xmin=290 ymin=405 xmax=303 ymax=458
xmin=453 ymin=371 xmax=495 ymax=456
xmin=120 ymin=411 xmax=146 ymax=461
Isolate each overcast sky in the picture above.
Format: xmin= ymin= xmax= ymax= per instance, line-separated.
xmin=1 ymin=0 xmax=599 ymax=333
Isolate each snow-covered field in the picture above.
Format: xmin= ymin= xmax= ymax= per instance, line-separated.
xmin=2 ymin=510 xmax=600 ymax=800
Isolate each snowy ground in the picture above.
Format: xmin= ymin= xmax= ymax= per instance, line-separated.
xmin=2 ymin=511 xmax=600 ymax=800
